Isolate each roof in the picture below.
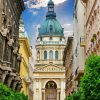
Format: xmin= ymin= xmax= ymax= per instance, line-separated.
xmin=38 ymin=19 xmax=64 ymax=36
xmin=38 ymin=0 xmax=64 ymax=37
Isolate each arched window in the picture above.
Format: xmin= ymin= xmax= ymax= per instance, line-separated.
xmin=37 ymin=51 xmax=40 ymax=60
xmin=49 ymin=50 xmax=53 ymax=60
xmin=44 ymin=51 xmax=47 ymax=60
xmin=55 ymin=51 xmax=58 ymax=60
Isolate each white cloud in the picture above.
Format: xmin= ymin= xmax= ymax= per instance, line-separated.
xmin=62 ymin=23 xmax=73 ymax=37
xmin=28 ymin=9 xmax=38 ymax=15
xmin=24 ymin=0 xmax=67 ymax=9
xmin=32 ymin=11 xmax=38 ymax=15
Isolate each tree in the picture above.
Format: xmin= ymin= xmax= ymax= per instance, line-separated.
xmin=0 ymin=83 xmax=28 ymax=100
xmin=65 ymin=91 xmax=80 ymax=100
xmin=80 ymin=55 xmax=100 ymax=100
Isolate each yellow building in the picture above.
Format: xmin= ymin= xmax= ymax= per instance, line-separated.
xmin=19 ymin=19 xmax=31 ymax=96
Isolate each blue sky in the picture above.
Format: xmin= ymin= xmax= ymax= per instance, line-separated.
xmin=22 ymin=0 xmax=74 ymax=46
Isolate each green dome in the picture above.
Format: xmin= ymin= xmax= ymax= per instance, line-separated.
xmin=39 ymin=19 xmax=64 ymax=36
xmin=38 ymin=0 xmax=64 ymax=37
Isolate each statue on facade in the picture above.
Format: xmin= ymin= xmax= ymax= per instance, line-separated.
xmin=8 ymin=38 xmax=14 ymax=46
xmin=1 ymin=26 xmax=10 ymax=37
xmin=17 ymin=53 xmax=22 ymax=61
xmin=13 ymin=46 xmax=18 ymax=54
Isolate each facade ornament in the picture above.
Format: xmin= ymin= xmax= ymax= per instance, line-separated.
xmin=2 ymin=10 xmax=6 ymax=18
xmin=13 ymin=46 xmax=18 ymax=54
xmin=1 ymin=27 xmax=9 ymax=37
xmin=17 ymin=53 xmax=22 ymax=61
xmin=8 ymin=38 xmax=14 ymax=46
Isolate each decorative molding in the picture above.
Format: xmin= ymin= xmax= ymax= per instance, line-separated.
xmin=34 ymin=64 xmax=65 ymax=72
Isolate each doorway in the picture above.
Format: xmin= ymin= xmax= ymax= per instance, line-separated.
xmin=45 ymin=81 xmax=57 ymax=100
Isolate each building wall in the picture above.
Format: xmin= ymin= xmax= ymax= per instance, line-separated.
xmin=73 ymin=0 xmax=85 ymax=90
xmin=72 ymin=0 xmax=100 ymax=91
xmin=0 ymin=0 xmax=24 ymax=91
xmin=63 ymin=37 xmax=73 ymax=96
xmin=84 ymin=0 xmax=100 ymax=56
xmin=19 ymin=37 xmax=31 ymax=96
xmin=33 ymin=72 xmax=65 ymax=100
xmin=29 ymin=49 xmax=34 ymax=100
xmin=33 ymin=35 xmax=66 ymax=100
xmin=36 ymin=36 xmax=65 ymax=65
xmin=63 ymin=0 xmax=100 ymax=97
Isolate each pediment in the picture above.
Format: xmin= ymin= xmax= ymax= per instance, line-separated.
xmin=34 ymin=64 xmax=65 ymax=72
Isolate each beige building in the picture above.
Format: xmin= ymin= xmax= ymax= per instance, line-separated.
xmin=33 ymin=0 xmax=66 ymax=100
xmin=65 ymin=0 xmax=100 ymax=92
xmin=29 ymin=48 xmax=34 ymax=100
xmin=72 ymin=0 xmax=86 ymax=90
xmin=0 ymin=0 xmax=24 ymax=91
xmin=63 ymin=0 xmax=100 ymax=97
xmin=81 ymin=0 xmax=100 ymax=56
xmin=63 ymin=36 xmax=74 ymax=96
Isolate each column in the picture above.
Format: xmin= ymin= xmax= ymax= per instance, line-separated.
xmin=42 ymin=89 xmax=45 ymax=100
xmin=0 ymin=70 xmax=2 ymax=82
xmin=16 ymin=84 xmax=22 ymax=92
xmin=44 ymin=91 xmax=45 ymax=100
xmin=57 ymin=89 xmax=60 ymax=100
xmin=0 ymin=34 xmax=4 ymax=60
xmin=2 ymin=71 xmax=8 ymax=83
xmin=60 ymin=79 xmax=65 ymax=100
xmin=7 ymin=75 xmax=14 ymax=87
xmin=12 ymin=80 xmax=18 ymax=90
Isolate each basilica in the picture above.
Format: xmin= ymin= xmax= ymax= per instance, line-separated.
xmin=33 ymin=0 xmax=66 ymax=100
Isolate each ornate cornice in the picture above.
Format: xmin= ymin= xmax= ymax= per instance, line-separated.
xmin=34 ymin=64 xmax=65 ymax=73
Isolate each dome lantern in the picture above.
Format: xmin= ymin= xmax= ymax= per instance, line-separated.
xmin=46 ymin=0 xmax=56 ymax=19
xmin=48 ymin=0 xmax=54 ymax=12
xmin=38 ymin=0 xmax=64 ymax=37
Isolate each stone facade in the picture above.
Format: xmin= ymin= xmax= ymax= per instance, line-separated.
xmin=63 ymin=0 xmax=100 ymax=95
xmin=73 ymin=0 xmax=86 ymax=90
xmin=81 ymin=0 xmax=100 ymax=56
xmin=0 ymin=0 xmax=24 ymax=91
xmin=63 ymin=0 xmax=86 ymax=94
xmin=33 ymin=0 xmax=66 ymax=99
xmin=29 ymin=53 xmax=34 ymax=100
xmin=63 ymin=36 xmax=74 ymax=96
xmin=33 ymin=36 xmax=66 ymax=100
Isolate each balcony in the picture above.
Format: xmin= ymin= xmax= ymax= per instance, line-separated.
xmin=36 ymin=41 xmax=66 ymax=46
xmin=74 ymin=68 xmax=84 ymax=81
xmin=80 ymin=36 xmax=86 ymax=47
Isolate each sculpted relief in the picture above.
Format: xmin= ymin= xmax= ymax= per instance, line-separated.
xmin=34 ymin=65 xmax=65 ymax=72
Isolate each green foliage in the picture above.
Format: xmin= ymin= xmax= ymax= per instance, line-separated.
xmin=80 ymin=54 xmax=100 ymax=100
xmin=0 ymin=83 xmax=28 ymax=100
xmin=65 ymin=55 xmax=100 ymax=100
xmin=65 ymin=91 xmax=80 ymax=100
